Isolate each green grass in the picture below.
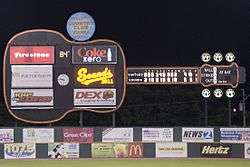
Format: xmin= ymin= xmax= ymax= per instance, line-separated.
xmin=0 ymin=159 xmax=250 ymax=167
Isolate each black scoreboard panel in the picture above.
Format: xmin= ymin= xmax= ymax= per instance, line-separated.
xmin=3 ymin=30 xmax=126 ymax=123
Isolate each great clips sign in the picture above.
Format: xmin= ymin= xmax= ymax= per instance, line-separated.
xmin=3 ymin=29 xmax=126 ymax=123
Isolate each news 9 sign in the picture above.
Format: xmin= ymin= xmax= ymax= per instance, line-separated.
xmin=3 ymin=29 xmax=126 ymax=123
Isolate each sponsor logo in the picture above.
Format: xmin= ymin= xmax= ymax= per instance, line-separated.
xmin=10 ymin=46 xmax=54 ymax=64
xmin=4 ymin=144 xmax=35 ymax=159
xmin=158 ymin=146 xmax=185 ymax=152
xmin=12 ymin=92 xmax=52 ymax=103
xmin=128 ymin=143 xmax=143 ymax=158
xmin=76 ymin=67 xmax=114 ymax=86
xmin=72 ymin=45 xmax=117 ymax=64
xmin=183 ymin=130 xmax=212 ymax=139
xmin=142 ymin=128 xmax=173 ymax=142
xmin=246 ymin=147 xmax=250 ymax=154
xmin=0 ymin=129 xmax=14 ymax=143
xmin=74 ymin=89 xmax=116 ymax=106
xmin=63 ymin=128 xmax=93 ymax=143
xmin=220 ymin=128 xmax=250 ymax=142
xmin=200 ymin=144 xmax=232 ymax=158
xmin=11 ymin=89 xmax=53 ymax=106
xmin=57 ymin=74 xmax=69 ymax=86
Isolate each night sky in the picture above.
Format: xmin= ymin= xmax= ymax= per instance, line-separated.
xmin=0 ymin=0 xmax=249 ymax=126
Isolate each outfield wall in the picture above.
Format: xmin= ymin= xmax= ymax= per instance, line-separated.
xmin=0 ymin=127 xmax=249 ymax=159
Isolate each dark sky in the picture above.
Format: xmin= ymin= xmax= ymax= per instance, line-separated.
xmin=0 ymin=0 xmax=249 ymax=125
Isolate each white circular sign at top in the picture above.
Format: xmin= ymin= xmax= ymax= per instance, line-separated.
xmin=66 ymin=12 xmax=96 ymax=41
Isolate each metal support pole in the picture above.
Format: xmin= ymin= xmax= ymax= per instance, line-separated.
xmin=228 ymin=99 xmax=232 ymax=127
xmin=204 ymin=99 xmax=208 ymax=126
xmin=112 ymin=112 xmax=116 ymax=127
xmin=242 ymin=89 xmax=247 ymax=127
xmin=79 ymin=112 xmax=83 ymax=127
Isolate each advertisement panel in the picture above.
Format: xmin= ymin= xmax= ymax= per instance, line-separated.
xmin=0 ymin=129 xmax=14 ymax=143
xmin=102 ymin=128 xmax=133 ymax=142
xmin=4 ymin=143 xmax=36 ymax=159
xmin=220 ymin=128 xmax=250 ymax=143
xmin=92 ymin=143 xmax=128 ymax=158
xmin=128 ymin=143 xmax=143 ymax=158
xmin=155 ymin=142 xmax=187 ymax=158
xmin=11 ymin=89 xmax=53 ymax=107
xmin=200 ymin=143 xmax=232 ymax=158
xmin=48 ymin=143 xmax=79 ymax=159
xmin=74 ymin=89 xmax=116 ymax=107
xmin=75 ymin=66 xmax=115 ymax=87
xmin=63 ymin=128 xmax=94 ymax=143
xmin=245 ymin=143 xmax=250 ymax=159
xmin=10 ymin=46 xmax=54 ymax=64
xmin=72 ymin=45 xmax=117 ymax=64
xmin=11 ymin=65 xmax=53 ymax=88
xmin=182 ymin=128 xmax=214 ymax=142
xmin=142 ymin=128 xmax=173 ymax=142
xmin=23 ymin=128 xmax=54 ymax=143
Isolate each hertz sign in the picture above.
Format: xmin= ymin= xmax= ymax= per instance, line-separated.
xmin=200 ymin=143 xmax=232 ymax=158
xmin=3 ymin=30 xmax=126 ymax=123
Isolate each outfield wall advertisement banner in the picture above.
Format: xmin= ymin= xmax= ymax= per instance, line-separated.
xmin=220 ymin=128 xmax=250 ymax=143
xmin=92 ymin=143 xmax=128 ymax=158
xmin=128 ymin=143 xmax=143 ymax=158
xmin=245 ymin=144 xmax=250 ymax=159
xmin=200 ymin=143 xmax=232 ymax=158
xmin=0 ymin=129 xmax=14 ymax=143
xmin=182 ymin=128 xmax=214 ymax=142
xmin=63 ymin=128 xmax=94 ymax=143
xmin=142 ymin=128 xmax=173 ymax=142
xmin=155 ymin=142 xmax=187 ymax=158
xmin=23 ymin=128 xmax=54 ymax=143
xmin=102 ymin=128 xmax=133 ymax=142
xmin=48 ymin=143 xmax=79 ymax=159
xmin=4 ymin=143 xmax=36 ymax=159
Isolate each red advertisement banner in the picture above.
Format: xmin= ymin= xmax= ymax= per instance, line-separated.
xmin=10 ymin=46 xmax=54 ymax=64
xmin=128 ymin=143 xmax=143 ymax=158
xmin=63 ymin=128 xmax=94 ymax=143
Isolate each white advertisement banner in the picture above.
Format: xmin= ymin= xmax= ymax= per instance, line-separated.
xmin=4 ymin=143 xmax=36 ymax=159
xmin=220 ymin=128 xmax=250 ymax=143
xmin=11 ymin=65 xmax=53 ymax=88
xmin=0 ymin=129 xmax=14 ymax=143
xmin=11 ymin=89 xmax=53 ymax=106
xmin=142 ymin=128 xmax=173 ymax=142
xmin=74 ymin=89 xmax=116 ymax=107
xmin=182 ymin=128 xmax=214 ymax=142
xmin=102 ymin=128 xmax=133 ymax=142
xmin=48 ymin=143 xmax=79 ymax=159
xmin=23 ymin=128 xmax=54 ymax=143
xmin=156 ymin=142 xmax=187 ymax=158
xmin=245 ymin=143 xmax=250 ymax=159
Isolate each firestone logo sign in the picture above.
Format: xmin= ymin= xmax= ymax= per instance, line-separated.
xmin=10 ymin=46 xmax=54 ymax=64
xmin=72 ymin=45 xmax=117 ymax=64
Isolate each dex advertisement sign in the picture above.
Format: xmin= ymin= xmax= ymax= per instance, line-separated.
xmin=102 ymin=128 xmax=133 ymax=142
xmin=72 ymin=45 xmax=117 ymax=64
xmin=92 ymin=143 xmax=128 ymax=158
xmin=142 ymin=128 xmax=173 ymax=142
xmin=4 ymin=143 xmax=36 ymax=159
xmin=200 ymin=143 xmax=232 ymax=158
xmin=11 ymin=65 xmax=53 ymax=88
xmin=155 ymin=142 xmax=187 ymax=158
xmin=220 ymin=128 xmax=250 ymax=143
xmin=74 ymin=88 xmax=116 ymax=107
xmin=48 ymin=143 xmax=79 ymax=159
xmin=23 ymin=128 xmax=54 ymax=143
xmin=0 ymin=129 xmax=14 ymax=143
xmin=182 ymin=128 xmax=214 ymax=142
xmin=63 ymin=128 xmax=94 ymax=143
xmin=10 ymin=46 xmax=54 ymax=64
xmin=11 ymin=89 xmax=53 ymax=107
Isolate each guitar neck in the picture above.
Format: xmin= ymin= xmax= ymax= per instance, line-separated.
xmin=127 ymin=63 xmax=239 ymax=88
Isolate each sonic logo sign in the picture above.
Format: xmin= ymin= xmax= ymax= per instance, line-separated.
xmin=4 ymin=143 xmax=36 ymax=159
xmin=128 ymin=143 xmax=143 ymax=158
xmin=182 ymin=128 xmax=214 ymax=142
xmin=72 ymin=45 xmax=117 ymax=64
xmin=76 ymin=67 xmax=114 ymax=86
